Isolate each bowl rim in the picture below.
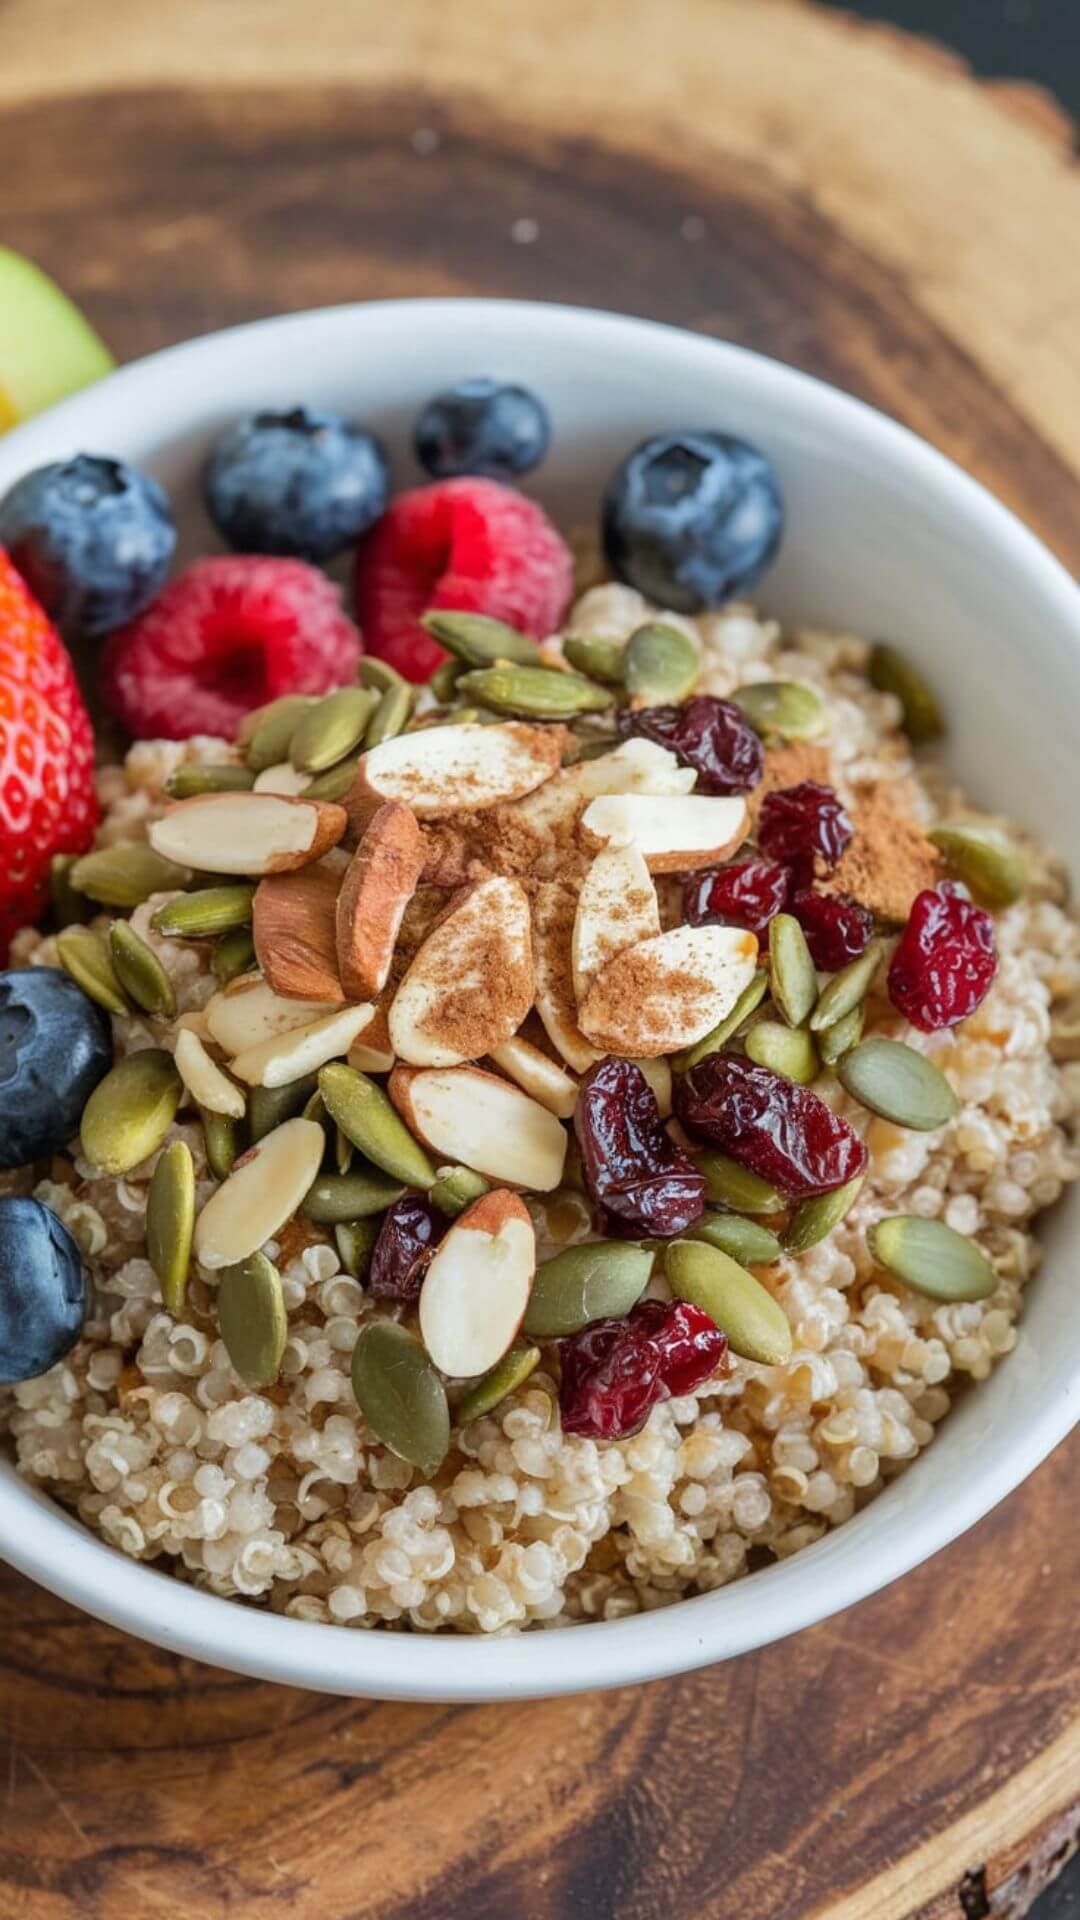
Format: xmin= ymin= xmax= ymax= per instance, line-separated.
xmin=1 ymin=296 xmax=1078 ymax=1700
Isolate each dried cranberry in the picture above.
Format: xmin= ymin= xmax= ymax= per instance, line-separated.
xmin=887 ymin=884 xmax=997 ymax=1031
xmin=757 ymin=781 xmax=853 ymax=885
xmin=674 ymin=1053 xmax=868 ymax=1197
xmin=559 ymin=1299 xmax=728 ymax=1440
xmin=575 ymin=1057 xmax=705 ymax=1238
xmin=369 ymin=1193 xmax=444 ymax=1299
xmin=790 ymin=889 xmax=873 ymax=970
xmin=684 ymin=857 xmax=791 ymax=935
xmin=619 ymin=695 xmax=764 ymax=795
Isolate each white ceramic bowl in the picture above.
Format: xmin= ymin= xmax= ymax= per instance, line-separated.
xmin=0 ymin=300 xmax=1077 ymax=1700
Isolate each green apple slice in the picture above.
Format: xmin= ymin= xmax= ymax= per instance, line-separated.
xmin=0 ymin=248 xmax=113 ymax=430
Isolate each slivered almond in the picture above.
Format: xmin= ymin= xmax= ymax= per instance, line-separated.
xmin=580 ymin=792 xmax=748 ymax=872
xmin=571 ymin=843 xmax=659 ymax=1006
xmin=489 ymin=1036 xmax=579 ymax=1119
xmin=389 ymin=1065 xmax=567 ymax=1191
xmin=174 ymin=1028 xmax=246 ymax=1119
xmin=346 ymin=722 xmax=561 ymax=831
xmin=253 ymin=762 xmax=311 ymax=796
xmin=580 ymin=924 xmax=759 ymax=1056
xmin=347 ymin=997 xmax=396 ymax=1075
xmin=510 ymin=736 xmax=695 ymax=839
xmin=149 ymin=793 xmax=347 ymax=877
xmin=389 ymin=875 xmax=533 ymax=1068
xmin=230 ymin=1003 xmax=375 ymax=1088
xmin=193 ymin=1117 xmax=325 ymax=1269
xmin=253 ymin=862 xmax=344 ymax=1003
xmin=336 ymin=801 xmax=424 ymax=1002
xmin=531 ymin=881 xmax=600 ymax=1074
xmin=206 ymin=978 xmax=343 ymax=1056
xmin=419 ymin=1190 xmax=534 ymax=1378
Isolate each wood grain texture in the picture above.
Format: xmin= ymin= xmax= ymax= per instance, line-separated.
xmin=0 ymin=4 xmax=1078 ymax=1915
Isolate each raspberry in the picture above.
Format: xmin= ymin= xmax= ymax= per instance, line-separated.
xmin=757 ymin=781 xmax=853 ymax=884
xmin=100 ymin=556 xmax=362 ymax=740
xmin=0 ymin=553 xmax=98 ymax=957
xmin=684 ymin=858 xmax=791 ymax=935
xmin=790 ymin=889 xmax=873 ymax=970
xmin=354 ymin=478 xmax=573 ymax=682
xmin=888 ymin=884 xmax=997 ymax=1031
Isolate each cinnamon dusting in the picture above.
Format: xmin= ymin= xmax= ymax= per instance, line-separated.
xmin=821 ymin=778 xmax=944 ymax=924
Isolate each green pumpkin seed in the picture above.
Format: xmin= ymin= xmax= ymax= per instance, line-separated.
xmin=241 ymin=694 xmax=318 ymax=771
xmin=694 ymin=1149 xmax=785 ymax=1216
xmin=809 ymin=942 xmax=882 ymax=1032
xmin=839 ymin=1037 xmax=958 ymax=1131
xmin=301 ymin=1167 xmax=407 ymax=1224
xmin=153 ymin=885 xmax=255 ymax=940
xmin=335 ymin=1125 xmax=353 ymax=1175
xmin=426 ymin=658 xmax=464 ymax=703
xmin=80 ymin=1049 xmax=182 ymax=1175
xmin=358 ymin=657 xmax=407 ymax=693
xmin=666 ymin=1240 xmax=792 ymax=1365
xmin=744 ymin=1019 xmax=819 ymax=1084
xmin=201 ymin=1106 xmax=242 ymax=1181
xmin=319 ymin=1063 xmax=436 ymax=1187
xmin=928 ymin=821 xmax=1027 ymax=908
xmin=523 ymin=1242 xmax=653 ymax=1338
xmin=769 ymin=914 xmax=818 ymax=1028
xmin=868 ymin=643 xmax=943 ymax=744
xmin=211 ymin=926 xmax=257 ymax=985
xmin=304 ymin=752 xmax=365 ymax=801
xmin=457 ymin=664 xmax=614 ymax=719
xmin=421 ymin=609 xmax=540 ymax=668
xmin=688 ymin=1214 xmax=782 ymax=1265
xmin=248 ymin=1074 xmax=318 ymax=1142
xmin=673 ymin=970 xmax=769 ymax=1070
xmin=217 ymin=1251 xmax=288 ymax=1389
xmin=365 ymin=680 xmax=414 ymax=748
xmin=165 ymin=762 xmax=256 ymax=799
xmin=289 ymin=688 xmax=375 ymax=774
xmin=56 ymin=926 xmax=129 ymax=1016
xmin=146 ymin=1140 xmax=195 ymax=1315
xmin=352 ymin=1320 xmax=450 ymax=1476
xmin=71 ymin=844 xmax=188 ymax=909
xmin=563 ymin=732 xmax=619 ymax=765
xmin=107 ymin=920 xmax=176 ymax=1018
xmin=783 ymin=1175 xmax=864 ymax=1254
xmin=49 ymin=853 xmax=93 ymax=929
xmin=623 ymin=621 xmax=699 ymax=704
xmin=733 ymin=680 xmax=828 ymax=741
xmin=562 ymin=634 xmax=626 ymax=684
xmin=430 ymin=1165 xmax=491 ymax=1217
xmin=335 ymin=1219 xmax=380 ymax=1281
xmin=817 ymin=1003 xmax=864 ymax=1066
xmin=869 ymin=1215 xmax=995 ymax=1302
xmin=457 ymin=1345 xmax=542 ymax=1424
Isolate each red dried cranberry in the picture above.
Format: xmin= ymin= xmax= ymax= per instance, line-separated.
xmin=559 ymin=1299 xmax=728 ymax=1440
xmin=369 ymin=1193 xmax=444 ymax=1300
xmin=674 ymin=1054 xmax=868 ymax=1197
xmin=887 ymin=884 xmax=997 ymax=1031
xmin=757 ymin=781 xmax=853 ymax=885
xmin=684 ymin=857 xmax=791 ymax=935
xmin=619 ymin=695 xmax=764 ymax=795
xmin=575 ymin=1057 xmax=705 ymax=1238
xmin=790 ymin=889 xmax=873 ymax=970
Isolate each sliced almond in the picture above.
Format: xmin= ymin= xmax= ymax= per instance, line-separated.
xmin=336 ymin=801 xmax=424 ymax=1001
xmin=511 ymin=736 xmax=695 ymax=840
xmin=206 ymin=977 xmax=341 ymax=1056
xmin=580 ymin=792 xmax=749 ymax=872
xmin=571 ymin=842 xmax=660 ymax=1006
xmin=253 ymin=761 xmax=312 ymax=797
xmin=149 ymin=793 xmax=347 ymax=877
xmin=489 ymin=1036 xmax=579 ymax=1120
xmin=231 ymin=1003 xmax=376 ymax=1088
xmin=347 ymin=996 xmax=396 ymax=1075
xmin=174 ymin=1027 xmax=246 ymax=1119
xmin=389 ymin=1065 xmax=567 ymax=1191
xmin=419 ymin=1190 xmax=535 ymax=1378
xmin=531 ymin=881 xmax=601 ymax=1075
xmin=253 ymin=862 xmax=344 ymax=1003
xmin=389 ymin=875 xmax=534 ymax=1068
xmin=193 ymin=1117 xmax=325 ymax=1269
xmin=580 ymin=924 xmax=759 ymax=1056
xmin=346 ymin=722 xmax=561 ymax=831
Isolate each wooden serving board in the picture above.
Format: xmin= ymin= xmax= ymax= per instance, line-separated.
xmin=1 ymin=3 xmax=1079 ymax=1914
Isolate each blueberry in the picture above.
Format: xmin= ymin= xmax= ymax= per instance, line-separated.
xmin=203 ymin=407 xmax=390 ymax=561
xmin=0 ymin=454 xmax=176 ymax=635
xmin=0 ymin=969 xmax=112 ymax=1170
xmin=413 ymin=379 xmax=550 ymax=480
xmin=0 ymin=1197 xmax=88 ymax=1383
xmin=601 ymin=430 xmax=784 ymax=613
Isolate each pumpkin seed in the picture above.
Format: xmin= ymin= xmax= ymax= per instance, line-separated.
xmin=301 ymin=1167 xmax=407 ymax=1224
xmin=693 ymin=1149 xmax=785 ymax=1216
xmin=809 ymin=942 xmax=882 ymax=1032
xmin=688 ymin=1214 xmax=782 ymax=1265
xmin=426 ymin=658 xmax=464 ymax=702
xmin=146 ymin=1140 xmax=195 ymax=1316
xmin=107 ymin=920 xmax=176 ymax=1017
xmin=165 ymin=763 xmax=255 ymax=799
xmin=217 ymin=1251 xmax=289 ymax=1389
xmin=673 ymin=970 xmax=769 ymax=1070
xmin=868 ymin=643 xmax=944 ymax=744
xmin=457 ymin=1345 xmax=542 ymax=1424
xmin=241 ymin=694 xmax=318 ymax=771
xmin=421 ymin=609 xmax=540 ymax=668
xmin=769 ymin=914 xmax=818 ymax=1028
xmin=457 ymin=664 xmax=614 ymax=718
xmin=562 ymin=634 xmax=626 ymax=684
xmin=71 ymin=843 xmax=188 ymax=909
xmin=248 ymin=1074 xmax=318 ymax=1142
xmin=304 ymin=753 xmax=364 ymax=801
xmin=817 ymin=1003 xmax=864 ymax=1066
xmin=352 ymin=1320 xmax=450 ymax=1476
xmin=744 ymin=1019 xmax=819 ymax=1085
xmin=623 ymin=621 xmax=699 ymax=704
xmin=869 ymin=1214 xmax=996 ymax=1302
xmin=49 ymin=853 xmax=93 ymax=928
xmin=201 ymin=1106 xmax=243 ymax=1181
xmin=211 ymin=926 xmax=257 ymax=985
xmin=289 ymin=688 xmax=375 ymax=774
xmin=365 ymin=680 xmax=414 ymax=748
xmin=430 ymin=1165 xmax=491 ymax=1218
xmin=733 ymin=680 xmax=828 ymax=741
xmin=666 ymin=1240 xmax=792 ymax=1365
xmin=80 ymin=1048 xmax=182 ymax=1175
xmin=523 ymin=1242 xmax=653 ymax=1338
xmin=153 ymin=885 xmax=255 ymax=940
xmin=319 ymin=1063 xmax=436 ymax=1187
xmin=334 ymin=1219 xmax=380 ymax=1281
xmin=56 ymin=926 xmax=129 ymax=1015
xmin=783 ymin=1175 xmax=864 ymax=1254
xmin=928 ymin=821 xmax=1027 ymax=908
xmin=839 ymin=1037 xmax=958 ymax=1131
xmin=358 ymin=657 xmax=407 ymax=693
xmin=335 ymin=1125 xmax=353 ymax=1176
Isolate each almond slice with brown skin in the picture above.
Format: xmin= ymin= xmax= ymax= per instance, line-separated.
xmin=346 ymin=722 xmax=561 ymax=832
xmin=253 ymin=861 xmax=345 ymax=1003
xmin=193 ymin=1117 xmax=325 ymax=1269
xmin=231 ymin=1002 xmax=376 ymax=1088
xmin=149 ymin=792 xmax=347 ymax=877
xmin=347 ymin=996 xmax=396 ymax=1075
xmin=571 ymin=842 xmax=660 ymax=1006
xmin=580 ymin=792 xmax=749 ymax=873
xmin=419 ymin=1189 xmax=535 ymax=1378
xmin=531 ymin=881 xmax=601 ymax=1075
xmin=580 ymin=925 xmax=759 ymax=1057
xmin=206 ymin=977 xmax=342 ymax=1055
xmin=389 ymin=874 xmax=534 ymax=1068
xmin=489 ymin=1036 xmax=579 ymax=1120
xmin=389 ymin=1064 xmax=567 ymax=1191
xmin=336 ymin=801 xmax=424 ymax=1002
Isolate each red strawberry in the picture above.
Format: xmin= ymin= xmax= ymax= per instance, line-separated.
xmin=0 ymin=551 xmax=98 ymax=958
xmin=100 ymin=556 xmax=362 ymax=741
xmin=354 ymin=478 xmax=574 ymax=682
